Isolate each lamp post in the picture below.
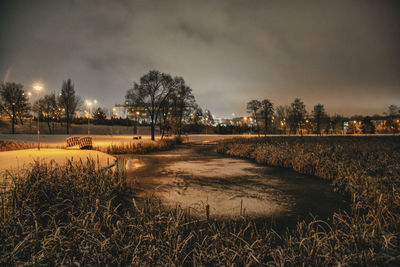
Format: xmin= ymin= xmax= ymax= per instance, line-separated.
xmin=86 ymin=99 xmax=97 ymax=135
xmin=33 ymin=85 xmax=42 ymax=150
xmin=136 ymin=111 xmax=140 ymax=135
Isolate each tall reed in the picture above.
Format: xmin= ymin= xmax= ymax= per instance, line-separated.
xmin=0 ymin=140 xmax=34 ymax=152
xmin=100 ymin=136 xmax=183 ymax=154
xmin=1 ymin=136 xmax=399 ymax=265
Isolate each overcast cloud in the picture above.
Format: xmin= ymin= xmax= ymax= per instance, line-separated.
xmin=1 ymin=0 xmax=399 ymax=117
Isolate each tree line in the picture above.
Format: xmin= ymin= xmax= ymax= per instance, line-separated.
xmin=0 ymin=70 xmax=203 ymax=137
xmin=0 ymin=80 xmax=81 ymax=134
xmin=246 ymin=98 xmax=400 ymax=135
xmin=125 ymin=70 xmax=201 ymax=140
xmin=2 ymin=72 xmax=398 ymax=136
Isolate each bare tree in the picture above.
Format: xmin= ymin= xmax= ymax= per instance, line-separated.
xmin=289 ymin=98 xmax=307 ymax=135
xmin=386 ymin=104 xmax=399 ymax=116
xmin=384 ymin=104 xmax=400 ymax=134
xmin=37 ymin=93 xmax=58 ymax=134
xmin=169 ymin=77 xmax=195 ymax=135
xmin=203 ymin=109 xmax=214 ymax=126
xmin=331 ymin=114 xmax=345 ymax=134
xmin=126 ymin=70 xmax=175 ymax=140
xmin=312 ymin=104 xmax=328 ymax=135
xmin=275 ymin=105 xmax=290 ymax=134
xmin=260 ymin=99 xmax=274 ymax=135
xmin=190 ymin=104 xmax=204 ymax=125
xmin=0 ymin=82 xmax=30 ymax=134
xmin=159 ymin=97 xmax=172 ymax=138
xmin=58 ymin=79 xmax=81 ymax=134
xmin=246 ymin=100 xmax=261 ymax=134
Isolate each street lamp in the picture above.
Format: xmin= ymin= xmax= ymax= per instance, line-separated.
xmin=136 ymin=111 xmax=140 ymax=135
xmin=85 ymin=99 xmax=97 ymax=135
xmin=33 ymin=84 xmax=42 ymax=150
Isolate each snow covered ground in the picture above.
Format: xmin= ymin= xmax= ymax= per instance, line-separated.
xmin=0 ymin=148 xmax=115 ymax=173
xmin=0 ymin=133 xmax=249 ymax=147
xmin=0 ymin=134 xmax=248 ymax=175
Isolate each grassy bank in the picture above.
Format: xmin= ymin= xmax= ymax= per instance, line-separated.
xmin=0 ymin=161 xmax=277 ymax=265
xmin=1 ymin=136 xmax=399 ymax=265
xmin=217 ymin=136 xmax=400 ymax=265
xmin=99 ymin=136 xmax=183 ymax=154
xmin=0 ymin=140 xmax=34 ymax=152
xmin=1 ymin=157 xmax=399 ymax=265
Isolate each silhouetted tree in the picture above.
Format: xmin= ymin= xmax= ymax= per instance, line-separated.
xmin=387 ymin=105 xmax=399 ymax=116
xmin=312 ymin=104 xmax=328 ymax=135
xmin=361 ymin=116 xmax=375 ymax=134
xmin=384 ymin=105 xmax=400 ymax=134
xmin=247 ymin=100 xmax=261 ymax=134
xmin=203 ymin=109 xmax=214 ymax=126
xmin=190 ymin=105 xmax=204 ymax=125
xmin=126 ymin=70 xmax=175 ymax=140
xmin=0 ymin=82 xmax=30 ymax=134
xmin=289 ymin=98 xmax=307 ymax=135
xmin=159 ymin=97 xmax=172 ymax=138
xmin=37 ymin=93 xmax=58 ymax=134
xmin=58 ymin=79 xmax=81 ymax=134
xmin=169 ymin=77 xmax=195 ymax=135
xmin=260 ymin=99 xmax=274 ymax=135
xmin=275 ymin=105 xmax=290 ymax=134
xmin=330 ymin=114 xmax=345 ymax=134
xmin=92 ymin=107 xmax=107 ymax=122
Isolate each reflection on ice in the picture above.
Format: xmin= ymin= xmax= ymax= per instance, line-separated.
xmin=125 ymin=159 xmax=144 ymax=170
xmin=119 ymin=145 xmax=347 ymax=219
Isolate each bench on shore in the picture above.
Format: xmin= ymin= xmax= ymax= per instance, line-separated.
xmin=66 ymin=136 xmax=93 ymax=149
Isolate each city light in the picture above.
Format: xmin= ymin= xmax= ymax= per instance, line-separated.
xmin=33 ymin=83 xmax=43 ymax=150
xmin=85 ymin=99 xmax=97 ymax=135
xmin=33 ymin=84 xmax=42 ymax=91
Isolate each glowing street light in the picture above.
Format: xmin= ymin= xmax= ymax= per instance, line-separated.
xmin=86 ymin=99 xmax=97 ymax=135
xmin=135 ymin=111 xmax=140 ymax=135
xmin=33 ymin=84 xmax=42 ymax=150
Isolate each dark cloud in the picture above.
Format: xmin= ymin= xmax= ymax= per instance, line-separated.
xmin=1 ymin=0 xmax=399 ymax=117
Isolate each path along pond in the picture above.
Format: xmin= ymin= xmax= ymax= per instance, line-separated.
xmin=116 ymin=144 xmax=348 ymax=224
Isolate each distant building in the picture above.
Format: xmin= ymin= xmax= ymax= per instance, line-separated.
xmin=112 ymin=104 xmax=127 ymax=119
xmin=111 ymin=104 xmax=154 ymax=124
xmin=75 ymin=111 xmax=85 ymax=118
xmin=343 ymin=116 xmax=400 ymax=134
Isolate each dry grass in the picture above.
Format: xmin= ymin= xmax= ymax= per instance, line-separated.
xmin=99 ymin=136 xmax=183 ymax=154
xmin=0 ymin=140 xmax=35 ymax=152
xmin=0 ymin=161 xmax=277 ymax=265
xmin=217 ymin=136 xmax=400 ymax=265
xmin=0 ymin=136 xmax=399 ymax=265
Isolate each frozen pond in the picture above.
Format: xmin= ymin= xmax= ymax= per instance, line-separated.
xmin=118 ymin=144 xmax=348 ymax=220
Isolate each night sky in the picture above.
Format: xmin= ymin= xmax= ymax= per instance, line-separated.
xmin=1 ymin=0 xmax=399 ymax=118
